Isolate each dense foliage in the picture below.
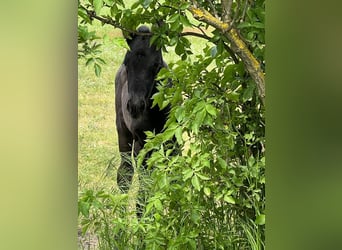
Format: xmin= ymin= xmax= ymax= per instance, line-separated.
xmin=78 ymin=0 xmax=265 ymax=248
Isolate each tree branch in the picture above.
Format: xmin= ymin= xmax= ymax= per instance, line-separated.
xmin=189 ymin=5 xmax=265 ymax=105
xmin=190 ymin=6 xmax=230 ymax=31
xmin=80 ymin=5 xmax=239 ymax=64
xmin=80 ymin=5 xmax=151 ymax=36
xmin=180 ymin=31 xmax=210 ymax=40
xmin=180 ymin=31 xmax=239 ymax=64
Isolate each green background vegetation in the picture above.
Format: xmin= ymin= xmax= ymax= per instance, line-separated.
xmin=79 ymin=0 xmax=265 ymax=248
xmin=1 ymin=0 xmax=342 ymax=250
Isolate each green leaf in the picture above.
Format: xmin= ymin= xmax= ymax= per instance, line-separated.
xmin=237 ymin=22 xmax=252 ymax=29
xmin=217 ymin=157 xmax=227 ymax=169
xmin=175 ymin=126 xmax=183 ymax=145
xmin=160 ymin=99 xmax=170 ymax=110
xmin=160 ymin=127 xmax=175 ymax=143
xmin=236 ymin=62 xmax=245 ymax=76
xmin=248 ymin=156 xmax=256 ymax=167
xmin=159 ymin=172 xmax=168 ymax=188
xmin=204 ymin=187 xmax=211 ymax=196
xmin=153 ymin=213 xmax=161 ymax=222
xmin=180 ymin=15 xmax=192 ymax=27
xmin=252 ymin=22 xmax=265 ymax=29
xmin=175 ymin=42 xmax=184 ymax=56
xmin=225 ymin=189 xmax=234 ymax=196
xmin=167 ymin=13 xmax=180 ymax=23
xmin=78 ymin=201 xmax=90 ymax=217
xmin=205 ymin=104 xmax=217 ymax=117
xmin=81 ymin=223 xmax=90 ymax=235
xmin=192 ymin=108 xmax=206 ymax=135
xmin=154 ymin=199 xmax=163 ymax=211
xmin=210 ymin=45 xmax=217 ymax=57
xmin=188 ymin=239 xmax=196 ymax=249
xmin=145 ymin=201 xmax=154 ymax=214
xmin=103 ymin=0 xmax=113 ymax=5
xmin=112 ymin=37 xmax=128 ymax=49
xmin=214 ymin=192 xmax=224 ymax=201
xmin=85 ymin=57 xmax=94 ymax=66
xmin=93 ymin=0 xmax=103 ymax=15
xmin=223 ymin=64 xmax=238 ymax=82
xmin=196 ymin=173 xmax=210 ymax=180
xmin=151 ymin=33 xmax=160 ymax=46
xmin=131 ymin=1 xmax=140 ymax=9
xmin=255 ymin=214 xmax=265 ymax=225
xmin=182 ymin=168 xmax=193 ymax=181
xmin=243 ymin=83 xmax=255 ymax=102
xmin=170 ymin=19 xmax=181 ymax=31
xmin=224 ymin=195 xmax=236 ymax=204
xmin=247 ymin=31 xmax=255 ymax=40
xmin=142 ymin=0 xmax=152 ymax=8
xmin=193 ymin=100 xmax=205 ymax=113
xmin=191 ymin=175 xmax=201 ymax=191
xmin=94 ymin=63 xmax=101 ymax=76
xmin=96 ymin=57 xmax=106 ymax=65
xmin=195 ymin=109 xmax=206 ymax=125
xmin=152 ymin=91 xmax=163 ymax=108
xmin=179 ymin=2 xmax=190 ymax=10
xmin=175 ymin=106 xmax=185 ymax=122
xmin=169 ymin=36 xmax=178 ymax=46
xmin=190 ymin=210 xmax=200 ymax=223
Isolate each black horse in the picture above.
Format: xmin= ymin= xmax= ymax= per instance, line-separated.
xmin=115 ymin=26 xmax=169 ymax=195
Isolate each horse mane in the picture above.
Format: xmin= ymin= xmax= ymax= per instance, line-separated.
xmin=137 ymin=25 xmax=150 ymax=33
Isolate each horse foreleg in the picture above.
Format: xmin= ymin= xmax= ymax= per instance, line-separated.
xmin=116 ymin=122 xmax=134 ymax=193
xmin=117 ymin=152 xmax=135 ymax=193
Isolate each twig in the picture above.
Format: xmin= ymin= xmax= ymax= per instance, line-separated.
xmin=80 ymin=5 xmax=151 ymax=36
xmin=221 ymin=0 xmax=233 ymax=22
xmin=180 ymin=31 xmax=210 ymax=40
xmin=207 ymin=0 xmax=219 ymax=18
xmin=241 ymin=0 xmax=249 ymax=22
xmin=225 ymin=0 xmax=241 ymax=33
xmin=180 ymin=31 xmax=239 ymax=64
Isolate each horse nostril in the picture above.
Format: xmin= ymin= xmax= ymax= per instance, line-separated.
xmin=127 ymin=99 xmax=146 ymax=118
xmin=139 ymin=100 xmax=145 ymax=112
xmin=127 ymin=99 xmax=132 ymax=112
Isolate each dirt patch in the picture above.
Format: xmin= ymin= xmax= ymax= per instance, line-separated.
xmin=78 ymin=228 xmax=99 ymax=250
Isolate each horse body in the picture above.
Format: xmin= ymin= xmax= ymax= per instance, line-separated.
xmin=115 ymin=26 xmax=169 ymax=193
xmin=115 ymin=64 xmax=167 ymax=154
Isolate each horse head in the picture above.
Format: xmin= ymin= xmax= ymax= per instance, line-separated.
xmin=123 ymin=26 xmax=163 ymax=119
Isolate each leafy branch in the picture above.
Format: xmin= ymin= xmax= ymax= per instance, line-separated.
xmin=79 ymin=3 xmax=239 ymax=63
xmin=78 ymin=1 xmax=264 ymax=104
xmin=188 ymin=3 xmax=265 ymax=105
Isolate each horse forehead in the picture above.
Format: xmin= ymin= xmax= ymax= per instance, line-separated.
xmin=131 ymin=36 xmax=150 ymax=48
xmin=127 ymin=51 xmax=160 ymax=70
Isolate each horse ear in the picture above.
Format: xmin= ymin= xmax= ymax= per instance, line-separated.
xmin=122 ymin=28 xmax=136 ymax=49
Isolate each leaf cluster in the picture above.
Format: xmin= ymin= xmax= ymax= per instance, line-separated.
xmin=136 ymin=42 xmax=265 ymax=248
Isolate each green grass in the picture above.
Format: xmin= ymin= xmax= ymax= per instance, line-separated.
xmin=78 ymin=24 xmax=123 ymax=192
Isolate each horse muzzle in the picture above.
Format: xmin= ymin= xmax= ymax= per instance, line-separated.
xmin=127 ymin=98 xmax=146 ymax=118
